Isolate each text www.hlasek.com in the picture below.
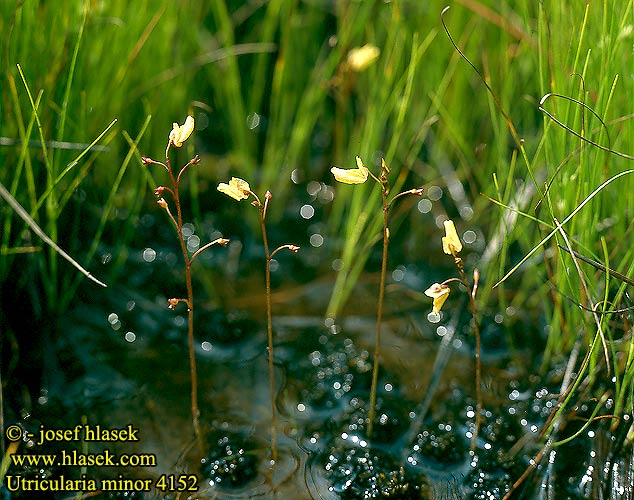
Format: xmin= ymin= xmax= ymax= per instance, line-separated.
xmin=4 ymin=423 xmax=199 ymax=493
xmin=10 ymin=449 xmax=156 ymax=468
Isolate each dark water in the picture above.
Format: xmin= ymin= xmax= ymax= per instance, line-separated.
xmin=2 ymin=229 xmax=632 ymax=500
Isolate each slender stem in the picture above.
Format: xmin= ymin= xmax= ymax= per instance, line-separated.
xmin=454 ymin=257 xmax=482 ymax=451
xmin=185 ymin=262 xmax=200 ymax=441
xmin=259 ymin=204 xmax=277 ymax=463
xmin=190 ymin=237 xmax=229 ymax=263
xmin=470 ymin=292 xmax=482 ymax=452
xmin=367 ymin=188 xmax=389 ymax=438
xmin=167 ymin=153 xmax=201 ymax=443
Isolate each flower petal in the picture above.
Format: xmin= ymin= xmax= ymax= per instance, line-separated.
xmin=424 ymin=283 xmax=450 ymax=314
xmin=442 ymin=220 xmax=463 ymax=255
xmin=217 ymin=177 xmax=251 ymax=201
xmin=432 ymin=293 xmax=450 ymax=314
xmin=424 ymin=283 xmax=449 ymax=298
xmin=347 ymin=44 xmax=380 ymax=72
xmin=330 ymin=156 xmax=369 ymax=184
xmin=169 ymin=115 xmax=195 ymax=147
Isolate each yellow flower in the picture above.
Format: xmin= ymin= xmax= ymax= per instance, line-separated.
xmin=217 ymin=177 xmax=251 ymax=201
xmin=169 ymin=115 xmax=195 ymax=147
xmin=442 ymin=220 xmax=462 ymax=255
xmin=330 ymin=156 xmax=369 ymax=184
xmin=347 ymin=44 xmax=380 ymax=72
xmin=424 ymin=283 xmax=450 ymax=314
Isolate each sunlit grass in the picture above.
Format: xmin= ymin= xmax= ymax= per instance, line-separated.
xmin=2 ymin=0 xmax=634 ymax=493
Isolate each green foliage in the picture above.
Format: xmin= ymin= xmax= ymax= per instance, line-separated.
xmin=1 ymin=0 xmax=633 ymax=438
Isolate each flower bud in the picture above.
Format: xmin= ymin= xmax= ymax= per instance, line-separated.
xmin=442 ymin=220 xmax=463 ymax=255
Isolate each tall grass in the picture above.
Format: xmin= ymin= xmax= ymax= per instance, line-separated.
xmin=443 ymin=1 xmax=634 ymax=480
xmin=1 ymin=1 xmax=201 ymax=315
xmin=2 ymin=0 xmax=633 ymax=479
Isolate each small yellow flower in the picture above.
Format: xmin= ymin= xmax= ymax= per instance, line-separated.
xmin=217 ymin=177 xmax=251 ymax=201
xmin=442 ymin=220 xmax=462 ymax=255
xmin=424 ymin=283 xmax=451 ymax=314
xmin=330 ymin=156 xmax=369 ymax=184
xmin=169 ymin=115 xmax=195 ymax=147
xmin=347 ymin=44 xmax=380 ymax=72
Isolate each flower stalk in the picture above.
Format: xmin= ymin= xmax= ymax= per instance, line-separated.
xmin=143 ymin=116 xmax=228 ymax=444
xmin=331 ymin=156 xmax=422 ymax=438
xmin=425 ymin=220 xmax=482 ymax=451
xmin=217 ymin=181 xmax=299 ymax=463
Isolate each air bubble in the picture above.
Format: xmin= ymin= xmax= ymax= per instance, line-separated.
xmin=427 ymin=312 xmax=441 ymax=323
xmin=181 ymin=223 xmax=195 ymax=238
xmin=463 ymin=230 xmax=477 ymax=244
xmin=291 ymin=169 xmax=302 ymax=184
xmin=246 ymin=112 xmax=261 ymax=130
xmin=392 ymin=267 xmax=405 ymax=281
xmin=300 ymin=204 xmax=315 ymax=219
xmin=143 ymin=248 xmax=156 ymax=262
xmin=310 ymin=234 xmax=324 ymax=247
xmin=332 ymin=259 xmax=344 ymax=271
xmin=187 ymin=234 xmax=201 ymax=252
xmin=428 ymin=185 xmax=443 ymax=201
xmin=307 ymin=181 xmax=321 ymax=196
xmin=417 ymin=198 xmax=432 ymax=213
xmin=460 ymin=206 xmax=474 ymax=220
xmin=317 ymin=185 xmax=334 ymax=203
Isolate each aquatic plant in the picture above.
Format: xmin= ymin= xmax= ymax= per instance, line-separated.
xmin=424 ymin=219 xmax=482 ymax=450
xmin=331 ymin=155 xmax=423 ymax=437
xmin=142 ymin=116 xmax=229 ymax=442
xmin=217 ymin=178 xmax=300 ymax=463
xmin=441 ymin=4 xmax=634 ymax=483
